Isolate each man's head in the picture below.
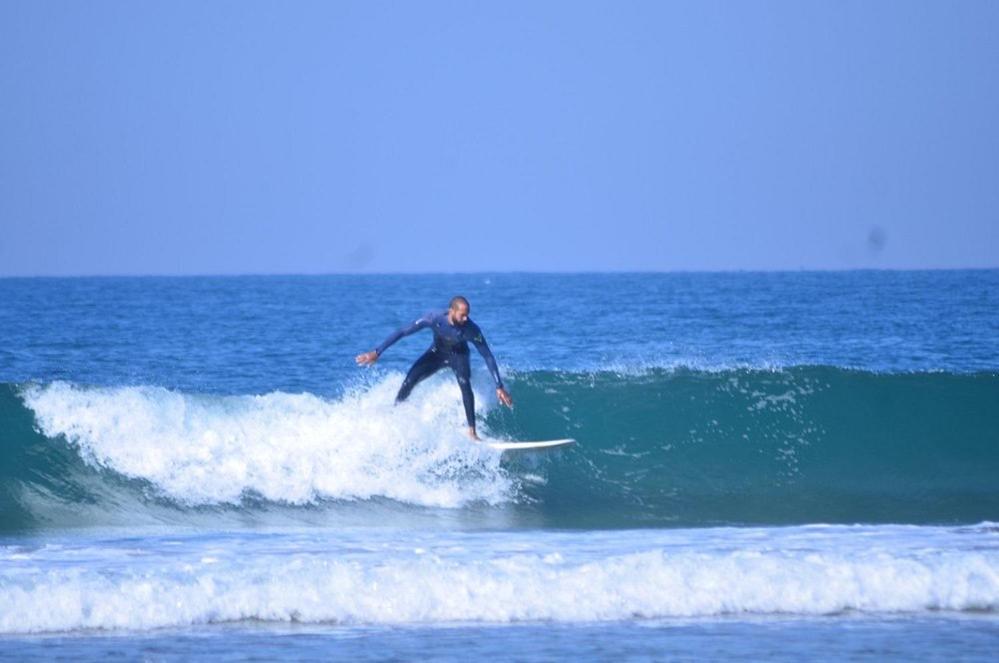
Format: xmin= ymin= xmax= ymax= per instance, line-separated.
xmin=448 ymin=295 xmax=470 ymax=326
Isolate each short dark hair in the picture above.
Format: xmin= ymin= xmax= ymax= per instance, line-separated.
xmin=449 ymin=295 xmax=469 ymax=310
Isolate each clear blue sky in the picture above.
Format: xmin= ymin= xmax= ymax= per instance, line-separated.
xmin=1 ymin=1 xmax=996 ymax=275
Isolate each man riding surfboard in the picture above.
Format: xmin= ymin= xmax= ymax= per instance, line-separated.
xmin=356 ymin=296 xmax=513 ymax=440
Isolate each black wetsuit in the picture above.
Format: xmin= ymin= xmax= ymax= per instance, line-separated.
xmin=374 ymin=310 xmax=504 ymax=427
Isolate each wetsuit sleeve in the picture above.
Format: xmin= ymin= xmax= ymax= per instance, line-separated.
xmin=374 ymin=312 xmax=431 ymax=356
xmin=470 ymin=326 xmax=505 ymax=390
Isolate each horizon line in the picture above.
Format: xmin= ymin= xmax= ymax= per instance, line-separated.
xmin=2 ymin=266 xmax=998 ymax=279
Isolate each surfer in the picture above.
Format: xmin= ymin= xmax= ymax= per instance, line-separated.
xmin=356 ymin=296 xmax=513 ymax=440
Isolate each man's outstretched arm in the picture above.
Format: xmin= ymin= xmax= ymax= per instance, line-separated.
xmin=356 ymin=313 xmax=431 ymax=365
xmin=471 ymin=329 xmax=514 ymax=407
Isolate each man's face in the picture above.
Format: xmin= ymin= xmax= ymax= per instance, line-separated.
xmin=449 ymin=302 xmax=469 ymax=326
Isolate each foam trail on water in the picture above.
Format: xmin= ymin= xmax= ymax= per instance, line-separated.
xmin=21 ymin=377 xmax=512 ymax=508
xmin=1 ymin=526 xmax=997 ymax=633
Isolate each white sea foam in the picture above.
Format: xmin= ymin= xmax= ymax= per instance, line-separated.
xmin=1 ymin=530 xmax=997 ymax=634
xmin=21 ymin=377 xmax=513 ymax=508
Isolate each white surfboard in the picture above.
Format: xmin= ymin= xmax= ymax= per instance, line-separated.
xmin=482 ymin=438 xmax=576 ymax=451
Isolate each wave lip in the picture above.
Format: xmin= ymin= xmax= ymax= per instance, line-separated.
xmin=4 ymin=365 xmax=999 ymax=531
xmin=17 ymin=378 xmax=512 ymax=509
xmin=2 ymin=526 xmax=998 ymax=634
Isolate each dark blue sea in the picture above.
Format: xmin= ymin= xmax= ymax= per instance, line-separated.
xmin=1 ymin=271 xmax=998 ymax=660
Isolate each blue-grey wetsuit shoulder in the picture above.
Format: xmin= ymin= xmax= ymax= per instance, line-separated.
xmin=374 ymin=309 xmax=505 ymax=389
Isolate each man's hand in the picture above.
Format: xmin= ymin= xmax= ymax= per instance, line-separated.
xmin=497 ymin=387 xmax=513 ymax=408
xmin=355 ymin=350 xmax=379 ymax=366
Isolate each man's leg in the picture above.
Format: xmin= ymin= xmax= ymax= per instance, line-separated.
xmin=396 ymin=347 xmax=444 ymax=403
xmin=449 ymin=351 xmax=476 ymax=430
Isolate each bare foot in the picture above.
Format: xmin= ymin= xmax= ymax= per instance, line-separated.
xmin=467 ymin=428 xmax=481 ymax=441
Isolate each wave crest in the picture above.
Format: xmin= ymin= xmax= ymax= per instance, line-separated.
xmin=3 ymin=366 xmax=999 ymax=530
xmin=20 ymin=378 xmax=513 ymax=509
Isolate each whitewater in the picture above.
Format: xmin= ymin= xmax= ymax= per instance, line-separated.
xmin=3 ymin=525 xmax=998 ymax=634
xmin=1 ymin=272 xmax=998 ymax=658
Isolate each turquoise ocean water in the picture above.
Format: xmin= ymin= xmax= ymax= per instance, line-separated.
xmin=1 ymin=271 xmax=997 ymax=659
